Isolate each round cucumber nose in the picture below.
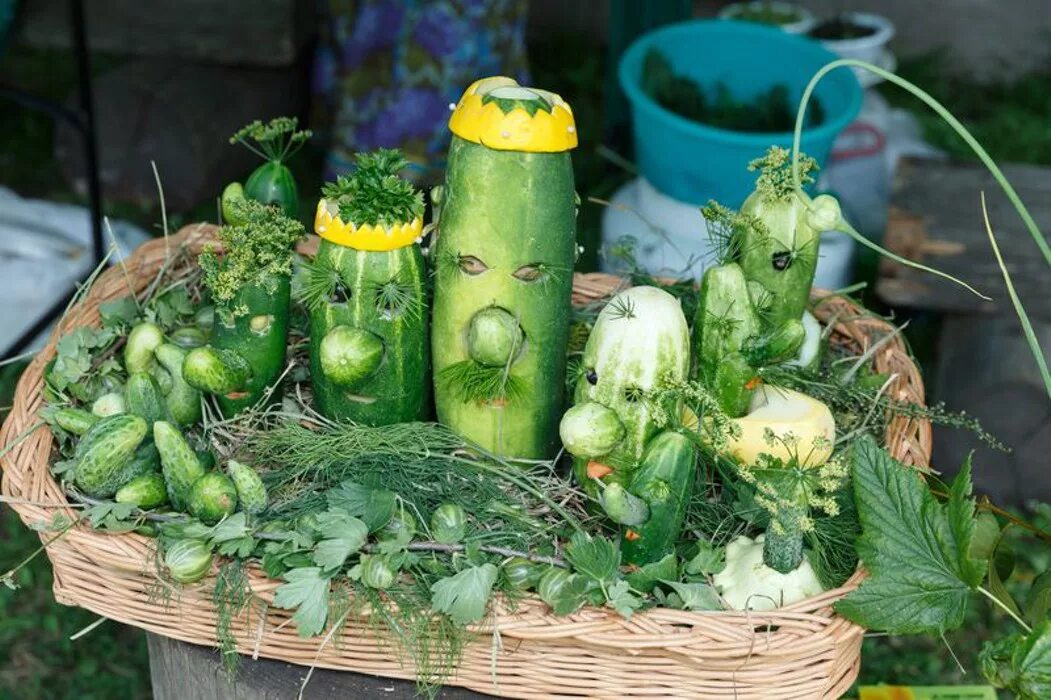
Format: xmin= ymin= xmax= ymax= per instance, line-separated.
xmin=559 ymin=401 xmax=626 ymax=459
xmin=466 ymin=306 xmax=524 ymax=367
xmin=319 ymin=325 xmax=384 ymax=387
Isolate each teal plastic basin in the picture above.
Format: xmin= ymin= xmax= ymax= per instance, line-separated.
xmin=619 ymin=20 xmax=862 ymax=206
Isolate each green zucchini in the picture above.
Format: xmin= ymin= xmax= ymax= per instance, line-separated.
xmin=306 ymin=149 xmax=429 ymax=425
xmin=153 ymin=421 xmax=206 ymax=510
xmin=432 ymin=80 xmax=578 ymax=459
xmin=620 ymin=431 xmax=696 ymax=566
xmin=561 ymin=286 xmax=690 ymax=493
xmin=73 ymin=414 xmax=149 ymax=498
xmin=155 ymin=343 xmax=202 ymax=426
xmin=125 ymin=372 xmax=169 ymax=425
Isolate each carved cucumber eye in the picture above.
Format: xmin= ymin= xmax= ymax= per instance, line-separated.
xmin=512 ymin=264 xmax=544 ymax=282
xmin=329 ymin=282 xmax=351 ymax=304
xmin=585 ymin=369 xmax=598 ymax=385
xmin=772 ymin=251 xmax=793 ymax=271
xmin=458 ymin=255 xmax=488 ymax=275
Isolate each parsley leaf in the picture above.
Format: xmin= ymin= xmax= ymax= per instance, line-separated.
xmin=835 ymin=436 xmax=988 ymax=633
xmin=661 ymin=581 xmax=721 ymax=611
xmin=325 ymin=481 xmax=396 ymax=532
xmin=430 ymin=564 xmax=498 ymax=625
xmin=312 ymin=510 xmax=368 ymax=572
xmin=564 ymin=532 xmax=619 ymax=584
xmin=273 ymin=567 xmax=331 ymax=638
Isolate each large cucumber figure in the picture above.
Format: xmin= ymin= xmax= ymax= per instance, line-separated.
xmin=305 ymin=149 xmax=429 ymax=425
xmin=432 ymin=77 xmax=578 ymax=459
xmin=559 ymin=286 xmax=695 ymax=565
xmin=184 ymin=199 xmax=304 ymax=416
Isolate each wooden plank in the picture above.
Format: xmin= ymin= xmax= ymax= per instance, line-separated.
xmin=147 ymin=633 xmax=491 ymax=699
xmin=876 ymin=157 xmax=1051 ymax=319
xmin=15 ymin=0 xmax=314 ymax=67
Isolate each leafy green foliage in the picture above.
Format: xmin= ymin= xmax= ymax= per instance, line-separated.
xmin=980 ymin=621 xmax=1051 ymax=699
xmin=312 ymin=510 xmax=368 ymax=571
xmin=320 ymin=148 xmax=424 ymax=227
xmin=836 ymin=437 xmax=987 ymax=633
xmin=199 ymin=199 xmax=304 ymax=311
xmin=325 ymin=481 xmax=396 ymax=533
xmin=661 ymin=581 xmax=722 ymax=611
xmin=430 ymin=564 xmax=498 ymax=625
xmin=273 ymin=567 xmax=332 ymax=638
xmin=564 ymin=533 xmax=618 ymax=584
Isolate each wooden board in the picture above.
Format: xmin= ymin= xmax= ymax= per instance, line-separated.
xmin=147 ymin=633 xmax=490 ymax=700
xmin=15 ymin=0 xmax=314 ymax=67
xmin=876 ymin=157 xmax=1051 ymax=319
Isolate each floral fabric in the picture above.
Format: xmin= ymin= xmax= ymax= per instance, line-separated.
xmin=314 ymin=0 xmax=530 ymax=182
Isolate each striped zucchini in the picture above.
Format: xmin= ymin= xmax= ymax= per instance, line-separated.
xmin=432 ymin=78 xmax=578 ymax=459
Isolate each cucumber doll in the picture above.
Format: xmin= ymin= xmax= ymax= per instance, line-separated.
xmin=558 ymin=286 xmax=696 ymax=565
xmin=304 ymin=149 xmax=429 ymax=425
xmin=222 ymin=117 xmax=312 ymax=221
xmin=431 ymin=77 xmax=578 ymax=459
xmin=183 ymin=200 xmax=304 ymax=416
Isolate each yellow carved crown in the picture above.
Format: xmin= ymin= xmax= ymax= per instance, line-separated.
xmin=314 ymin=199 xmax=424 ymax=252
xmin=448 ymin=76 xmax=577 ymax=153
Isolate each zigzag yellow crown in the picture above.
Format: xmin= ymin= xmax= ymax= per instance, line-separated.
xmin=448 ymin=76 xmax=577 ymax=153
xmin=314 ymin=199 xmax=424 ymax=252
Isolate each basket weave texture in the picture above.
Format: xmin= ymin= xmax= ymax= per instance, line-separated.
xmin=0 ymin=225 xmax=930 ymax=699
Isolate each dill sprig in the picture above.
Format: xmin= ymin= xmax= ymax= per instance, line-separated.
xmin=213 ymin=559 xmax=251 ymax=675
xmin=436 ymin=360 xmax=526 ymax=405
xmin=229 ymin=116 xmax=312 ymax=164
xmin=296 ymin=255 xmax=346 ymax=312
xmin=749 ymin=145 xmax=817 ymax=200
xmin=199 ymin=199 xmax=305 ymax=312
xmin=371 ymin=278 xmax=422 ymax=321
xmin=321 ymin=149 xmax=424 ymax=228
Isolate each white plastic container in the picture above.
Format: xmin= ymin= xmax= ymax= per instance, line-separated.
xmin=812 ymin=13 xmax=895 ymax=71
xmin=718 ymin=2 xmax=816 ymax=35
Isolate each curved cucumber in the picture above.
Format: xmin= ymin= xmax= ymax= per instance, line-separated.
xmin=183 ymin=347 xmax=251 ymax=396
xmin=115 ymin=473 xmax=168 ymax=509
xmin=309 ymin=241 xmax=429 ymax=425
xmin=155 ymin=343 xmax=202 ymax=426
xmin=124 ymin=322 xmax=164 ymax=374
xmin=228 ymin=460 xmax=267 ymax=514
xmin=74 ymin=414 xmax=149 ymax=498
xmin=432 ymin=135 xmax=576 ymax=459
xmin=153 ymin=421 xmax=206 ymax=510
xmin=52 ymin=407 xmax=98 ymax=435
xmin=188 ymin=472 xmax=238 ymax=524
xmin=564 ymin=286 xmax=690 ymax=492
xmin=620 ymin=431 xmax=696 ymax=566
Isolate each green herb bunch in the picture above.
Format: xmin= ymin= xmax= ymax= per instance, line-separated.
xmin=749 ymin=145 xmax=817 ymax=200
xmin=321 ymin=149 xmax=424 ymax=228
xmin=230 ymin=116 xmax=312 ymax=165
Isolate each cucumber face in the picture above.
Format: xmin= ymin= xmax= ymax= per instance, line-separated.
xmin=432 ymin=136 xmax=576 ymax=459
xmin=309 ymin=241 xmax=429 ymax=425
xmin=565 ymin=286 xmax=690 ymax=491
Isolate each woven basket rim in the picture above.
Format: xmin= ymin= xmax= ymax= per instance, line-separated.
xmin=0 ymin=223 xmax=931 ymax=698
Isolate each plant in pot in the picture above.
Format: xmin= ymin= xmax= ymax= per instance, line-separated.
xmin=718 ymin=2 xmax=815 ymax=34
xmin=809 ymin=12 xmax=895 ymax=69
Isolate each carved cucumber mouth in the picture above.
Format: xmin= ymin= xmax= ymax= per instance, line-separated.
xmin=343 ymin=393 xmax=378 ymax=405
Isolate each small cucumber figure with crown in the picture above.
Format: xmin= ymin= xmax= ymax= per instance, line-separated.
xmin=431 ymin=77 xmax=579 ymax=460
xmin=303 ymin=149 xmax=430 ymax=425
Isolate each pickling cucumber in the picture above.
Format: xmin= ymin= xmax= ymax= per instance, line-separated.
xmin=153 ymin=421 xmax=206 ymax=510
xmin=155 ymin=343 xmax=202 ymax=426
xmin=115 ymin=473 xmax=168 ymax=509
xmin=125 ymin=372 xmax=169 ymax=425
xmin=432 ymin=78 xmax=578 ymax=459
xmin=73 ymin=414 xmax=149 ymax=498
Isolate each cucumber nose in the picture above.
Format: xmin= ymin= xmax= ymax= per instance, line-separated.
xmin=467 ymin=306 xmax=524 ymax=367
xmin=559 ymin=401 xmax=626 ymax=459
xmin=319 ymin=325 xmax=384 ymax=387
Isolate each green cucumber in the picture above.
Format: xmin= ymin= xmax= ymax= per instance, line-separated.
xmin=308 ymin=242 xmax=429 ymax=425
xmin=227 ymin=460 xmax=267 ymax=514
xmin=73 ymin=414 xmax=148 ymax=498
xmin=124 ymin=322 xmax=164 ymax=374
xmin=125 ymin=372 xmax=170 ymax=425
xmin=188 ymin=472 xmax=238 ymax=524
xmin=741 ymin=319 xmax=805 ymax=367
xmin=155 ymin=343 xmax=202 ymax=426
xmin=170 ymin=326 xmax=208 ymax=349
xmin=91 ymin=392 xmax=126 ymax=417
xmin=432 ymin=135 xmax=577 ymax=459
xmin=52 ymin=407 xmax=98 ymax=435
xmin=598 ymin=482 xmax=649 ymax=526
xmin=150 ymin=364 xmax=174 ymax=395
xmin=563 ymin=286 xmax=690 ymax=492
xmin=244 ymin=161 xmax=299 ymax=219
xmin=115 ymin=473 xmax=168 ymax=509
xmin=183 ymin=346 xmax=252 ymax=396
xmin=620 ymin=431 xmax=696 ymax=566
xmin=154 ymin=421 xmax=206 ymax=510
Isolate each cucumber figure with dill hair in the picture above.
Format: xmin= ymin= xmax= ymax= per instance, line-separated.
xmin=303 ymin=149 xmax=429 ymax=425
xmin=432 ymin=77 xmax=578 ymax=459
xmin=183 ymin=200 xmax=305 ymax=416
xmin=222 ymin=117 xmax=312 ymax=221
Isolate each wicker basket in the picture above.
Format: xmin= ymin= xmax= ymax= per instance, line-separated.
xmin=0 ymin=225 xmax=931 ymax=699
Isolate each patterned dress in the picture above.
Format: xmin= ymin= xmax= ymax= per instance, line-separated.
xmin=313 ymin=0 xmax=530 ymax=183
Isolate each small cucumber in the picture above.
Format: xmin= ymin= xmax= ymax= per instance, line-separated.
xmin=195 ymin=305 xmax=215 ymax=333
xmin=741 ymin=319 xmax=805 ymax=367
xmin=153 ymin=421 xmax=206 ymax=510
xmin=124 ymin=322 xmax=164 ymax=374
xmin=598 ymin=482 xmax=649 ymax=526
xmin=91 ymin=392 xmax=126 ymax=417
xmin=621 ymin=432 xmax=696 ymax=566
xmin=183 ymin=347 xmax=251 ymax=396
xmin=188 ymin=472 xmax=238 ymax=524
xmin=73 ymin=414 xmax=149 ymax=498
xmin=155 ymin=343 xmax=202 ymax=426
xmin=115 ymin=473 xmax=168 ymax=509
xmin=52 ymin=407 xmax=98 ymax=435
xmin=151 ymin=364 xmax=174 ymax=395
xmin=125 ymin=372 xmax=170 ymax=425
xmin=227 ymin=460 xmax=267 ymax=514
xmin=170 ymin=326 xmax=208 ymax=349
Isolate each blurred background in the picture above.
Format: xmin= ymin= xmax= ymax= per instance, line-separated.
xmin=1 ymin=0 xmax=1049 ymax=697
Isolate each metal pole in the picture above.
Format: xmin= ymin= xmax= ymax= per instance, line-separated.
xmin=71 ymin=0 xmax=104 ymax=265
